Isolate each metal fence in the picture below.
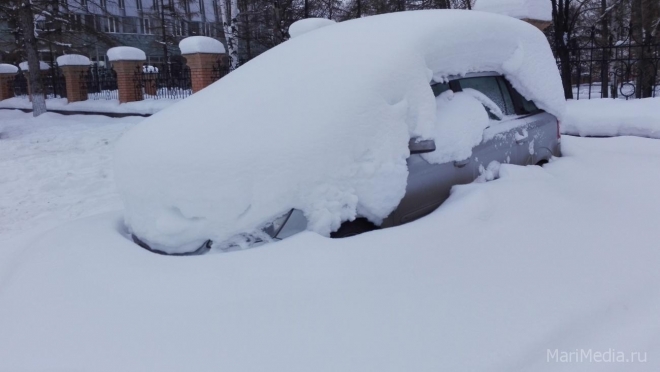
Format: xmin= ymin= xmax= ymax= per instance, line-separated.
xmin=557 ymin=25 xmax=660 ymax=100
xmin=211 ymin=59 xmax=231 ymax=82
xmin=10 ymin=72 xmax=28 ymax=98
xmin=82 ymin=65 xmax=118 ymax=100
xmin=43 ymin=64 xmax=67 ymax=99
xmin=134 ymin=64 xmax=192 ymax=100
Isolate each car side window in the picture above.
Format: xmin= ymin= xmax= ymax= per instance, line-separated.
xmin=458 ymin=76 xmax=515 ymax=115
xmin=431 ymin=82 xmax=451 ymax=97
xmin=508 ymin=86 xmax=540 ymax=114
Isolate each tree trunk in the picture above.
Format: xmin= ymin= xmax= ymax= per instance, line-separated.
xmin=18 ymin=1 xmax=47 ymax=116
xmin=219 ymin=0 xmax=240 ymax=70
xmin=600 ymin=0 xmax=609 ymax=98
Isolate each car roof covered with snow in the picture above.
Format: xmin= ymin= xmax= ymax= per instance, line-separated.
xmin=115 ymin=9 xmax=565 ymax=253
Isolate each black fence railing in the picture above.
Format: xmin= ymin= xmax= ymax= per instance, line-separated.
xmin=557 ymin=25 xmax=660 ymax=100
xmin=134 ymin=64 xmax=192 ymax=100
xmin=211 ymin=59 xmax=231 ymax=82
xmin=10 ymin=72 xmax=28 ymax=98
xmin=82 ymin=65 xmax=118 ymax=100
xmin=43 ymin=64 xmax=67 ymax=99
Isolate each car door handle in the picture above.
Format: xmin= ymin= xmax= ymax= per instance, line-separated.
xmin=453 ymin=159 xmax=470 ymax=168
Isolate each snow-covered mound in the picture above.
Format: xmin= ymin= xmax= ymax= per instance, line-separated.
xmin=563 ymin=98 xmax=660 ymax=139
xmin=289 ymin=18 xmax=336 ymax=38
xmin=107 ymin=47 xmax=146 ymax=61
xmin=115 ymin=10 xmax=565 ymax=253
xmin=0 ymin=64 xmax=18 ymax=74
xmin=56 ymin=54 xmax=90 ymax=66
xmin=179 ymin=36 xmax=226 ymax=54
xmin=19 ymin=61 xmax=50 ymax=71
xmin=474 ymin=0 xmax=552 ymax=21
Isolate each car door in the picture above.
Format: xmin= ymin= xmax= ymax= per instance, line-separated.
xmin=506 ymin=85 xmax=560 ymax=165
xmin=380 ymin=81 xmax=475 ymax=228
xmin=455 ymin=74 xmax=529 ymax=177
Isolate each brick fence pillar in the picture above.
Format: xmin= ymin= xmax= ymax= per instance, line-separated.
xmin=57 ymin=55 xmax=91 ymax=103
xmin=179 ymin=36 xmax=227 ymax=94
xmin=107 ymin=47 xmax=146 ymax=103
xmin=0 ymin=64 xmax=18 ymax=101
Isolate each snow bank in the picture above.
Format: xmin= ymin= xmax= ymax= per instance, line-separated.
xmin=289 ymin=18 xmax=336 ymax=38
xmin=4 ymin=137 xmax=660 ymax=371
xmin=0 ymin=97 xmax=176 ymax=115
xmin=179 ymin=36 xmax=226 ymax=54
xmin=115 ymin=9 xmax=565 ymax=253
xmin=563 ymin=98 xmax=660 ymax=139
xmin=18 ymin=61 xmax=50 ymax=71
xmin=107 ymin=47 xmax=146 ymax=61
xmin=0 ymin=64 xmax=18 ymax=74
xmin=56 ymin=54 xmax=90 ymax=66
xmin=474 ymin=0 xmax=552 ymax=21
xmin=422 ymin=91 xmax=490 ymax=163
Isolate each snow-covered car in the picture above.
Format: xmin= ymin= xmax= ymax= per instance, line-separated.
xmin=115 ymin=9 xmax=565 ymax=255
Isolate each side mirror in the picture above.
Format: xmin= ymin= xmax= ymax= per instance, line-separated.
xmin=409 ymin=139 xmax=436 ymax=154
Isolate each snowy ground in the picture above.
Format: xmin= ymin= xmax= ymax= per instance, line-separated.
xmin=0 ymin=110 xmax=141 ymax=237
xmin=0 ymin=96 xmax=176 ymax=115
xmin=1 ymin=110 xmax=660 ymax=371
xmin=563 ymin=98 xmax=660 ymax=139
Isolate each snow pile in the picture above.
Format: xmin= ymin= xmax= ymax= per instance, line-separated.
xmin=289 ymin=18 xmax=337 ymax=38
xmin=4 ymin=135 xmax=660 ymax=371
xmin=422 ymin=91 xmax=490 ymax=164
xmin=115 ymin=9 xmax=565 ymax=253
xmin=56 ymin=54 xmax=91 ymax=66
xmin=474 ymin=0 xmax=552 ymax=21
xmin=107 ymin=46 xmax=146 ymax=61
xmin=179 ymin=36 xmax=226 ymax=54
xmin=0 ymin=97 xmax=176 ymax=115
xmin=0 ymin=110 xmax=141 ymax=237
xmin=0 ymin=64 xmax=18 ymax=74
xmin=563 ymin=98 xmax=660 ymax=139
xmin=18 ymin=61 xmax=50 ymax=71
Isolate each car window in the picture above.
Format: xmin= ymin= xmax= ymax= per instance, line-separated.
xmin=509 ymin=86 xmax=540 ymax=114
xmin=458 ymin=76 xmax=515 ymax=115
xmin=431 ymin=82 xmax=450 ymax=97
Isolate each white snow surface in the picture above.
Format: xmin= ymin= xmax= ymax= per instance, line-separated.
xmin=179 ymin=36 xmax=226 ymax=54
xmin=115 ymin=10 xmax=565 ymax=253
xmin=421 ymin=90 xmax=490 ymax=163
xmin=2 ymin=121 xmax=660 ymax=371
xmin=474 ymin=0 xmax=552 ymax=21
xmin=563 ymin=98 xmax=660 ymax=139
xmin=56 ymin=54 xmax=91 ymax=66
xmin=288 ymin=18 xmax=337 ymax=38
xmin=0 ymin=110 xmax=141 ymax=238
xmin=18 ymin=61 xmax=50 ymax=71
xmin=0 ymin=97 xmax=176 ymax=115
xmin=107 ymin=46 xmax=146 ymax=61
xmin=0 ymin=64 xmax=18 ymax=74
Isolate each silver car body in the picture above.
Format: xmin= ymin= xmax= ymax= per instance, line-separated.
xmin=269 ymin=72 xmax=561 ymax=239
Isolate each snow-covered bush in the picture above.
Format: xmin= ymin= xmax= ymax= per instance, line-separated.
xmin=115 ymin=10 xmax=564 ymax=254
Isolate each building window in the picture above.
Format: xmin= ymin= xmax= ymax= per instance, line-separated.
xmin=118 ymin=0 xmax=125 ymax=9
xmin=122 ymin=17 xmax=138 ymax=33
xmin=199 ymin=0 xmax=205 ymax=17
xmin=64 ymin=14 xmax=83 ymax=31
xmin=140 ymin=18 xmax=152 ymax=34
xmin=173 ymin=19 xmax=186 ymax=36
xmin=104 ymin=16 xmax=118 ymax=33
xmin=100 ymin=0 xmax=107 ymax=8
xmin=136 ymin=0 xmax=142 ymax=10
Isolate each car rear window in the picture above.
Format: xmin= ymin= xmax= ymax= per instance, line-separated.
xmin=458 ymin=76 xmax=515 ymax=115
